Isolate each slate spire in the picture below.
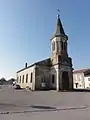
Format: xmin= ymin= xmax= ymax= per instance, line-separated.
xmin=55 ymin=14 xmax=65 ymax=36
xmin=51 ymin=13 xmax=66 ymax=40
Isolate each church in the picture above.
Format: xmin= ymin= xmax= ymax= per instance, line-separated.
xmin=16 ymin=14 xmax=73 ymax=91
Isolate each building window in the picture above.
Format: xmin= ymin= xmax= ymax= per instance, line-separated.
xmin=20 ymin=76 xmax=21 ymax=83
xmin=22 ymin=75 xmax=24 ymax=83
xmin=52 ymin=42 xmax=55 ymax=51
xmin=60 ymin=41 xmax=63 ymax=50
xmin=57 ymin=41 xmax=59 ymax=52
xmin=17 ymin=77 xmax=18 ymax=83
xmin=88 ymin=78 xmax=90 ymax=81
xmin=41 ymin=78 xmax=46 ymax=88
xmin=30 ymin=73 xmax=33 ymax=83
xmin=26 ymin=74 xmax=28 ymax=83
xmin=41 ymin=78 xmax=45 ymax=82
xmin=52 ymin=74 xmax=55 ymax=84
xmin=64 ymin=42 xmax=67 ymax=51
xmin=58 ymin=55 xmax=61 ymax=62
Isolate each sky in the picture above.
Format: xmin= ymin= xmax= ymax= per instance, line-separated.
xmin=0 ymin=0 xmax=90 ymax=79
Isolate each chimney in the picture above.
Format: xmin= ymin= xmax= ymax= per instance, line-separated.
xmin=25 ymin=63 xmax=27 ymax=68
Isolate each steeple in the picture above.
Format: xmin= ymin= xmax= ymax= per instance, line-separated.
xmin=55 ymin=14 xmax=65 ymax=35
xmin=50 ymin=11 xmax=73 ymax=92
xmin=51 ymin=12 xmax=68 ymax=58
xmin=51 ymin=14 xmax=67 ymax=40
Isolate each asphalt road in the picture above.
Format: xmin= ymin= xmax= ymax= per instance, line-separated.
xmin=0 ymin=85 xmax=90 ymax=119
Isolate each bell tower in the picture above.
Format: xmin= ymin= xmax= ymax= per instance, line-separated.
xmin=51 ymin=14 xmax=68 ymax=64
xmin=50 ymin=12 xmax=73 ymax=91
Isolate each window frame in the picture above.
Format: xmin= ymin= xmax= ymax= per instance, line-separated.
xmin=22 ymin=75 xmax=24 ymax=83
xmin=64 ymin=42 xmax=67 ymax=51
xmin=26 ymin=74 xmax=28 ymax=83
xmin=52 ymin=42 xmax=55 ymax=51
xmin=52 ymin=74 xmax=55 ymax=84
xmin=20 ymin=76 xmax=21 ymax=83
xmin=30 ymin=73 xmax=33 ymax=83
xmin=88 ymin=78 xmax=90 ymax=81
xmin=60 ymin=41 xmax=63 ymax=50
xmin=17 ymin=77 xmax=18 ymax=83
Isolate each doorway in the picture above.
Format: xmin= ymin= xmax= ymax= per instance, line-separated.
xmin=75 ymin=83 xmax=78 ymax=88
xmin=62 ymin=71 xmax=69 ymax=90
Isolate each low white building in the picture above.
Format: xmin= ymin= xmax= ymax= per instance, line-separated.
xmin=84 ymin=71 xmax=90 ymax=88
xmin=73 ymin=69 xmax=90 ymax=89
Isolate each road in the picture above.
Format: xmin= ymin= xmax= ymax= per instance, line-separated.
xmin=0 ymin=85 xmax=90 ymax=119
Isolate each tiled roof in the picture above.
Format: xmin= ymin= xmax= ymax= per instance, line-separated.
xmin=84 ymin=74 xmax=90 ymax=77
xmin=73 ymin=68 xmax=90 ymax=73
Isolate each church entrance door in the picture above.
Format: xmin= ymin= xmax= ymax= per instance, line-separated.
xmin=62 ymin=71 xmax=69 ymax=90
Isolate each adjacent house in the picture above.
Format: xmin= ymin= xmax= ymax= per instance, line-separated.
xmin=73 ymin=69 xmax=90 ymax=89
xmin=84 ymin=70 xmax=90 ymax=88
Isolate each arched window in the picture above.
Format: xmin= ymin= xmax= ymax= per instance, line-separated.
xmin=22 ymin=75 xmax=24 ymax=83
xmin=30 ymin=73 xmax=33 ymax=83
xmin=64 ymin=42 xmax=67 ymax=51
xmin=52 ymin=74 xmax=55 ymax=84
xmin=20 ymin=76 xmax=21 ymax=83
xmin=17 ymin=77 xmax=18 ymax=83
xmin=26 ymin=74 xmax=28 ymax=83
xmin=52 ymin=42 xmax=55 ymax=51
xmin=60 ymin=41 xmax=63 ymax=50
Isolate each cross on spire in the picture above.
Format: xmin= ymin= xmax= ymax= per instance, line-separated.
xmin=57 ymin=9 xmax=60 ymax=18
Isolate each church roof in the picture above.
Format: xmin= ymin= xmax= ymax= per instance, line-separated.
xmin=51 ymin=15 xmax=66 ymax=40
xmin=17 ymin=58 xmax=51 ymax=73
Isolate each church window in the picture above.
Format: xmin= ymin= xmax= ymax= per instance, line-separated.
xmin=60 ymin=41 xmax=63 ymax=50
xmin=52 ymin=42 xmax=55 ymax=51
xmin=22 ymin=75 xmax=24 ymax=83
xmin=30 ymin=73 xmax=33 ymax=83
xmin=41 ymin=78 xmax=45 ymax=82
xmin=20 ymin=76 xmax=21 ymax=83
xmin=26 ymin=74 xmax=28 ymax=83
xmin=57 ymin=41 xmax=59 ymax=52
xmin=52 ymin=74 xmax=55 ymax=84
xmin=41 ymin=78 xmax=46 ymax=88
xmin=17 ymin=77 xmax=18 ymax=83
xmin=64 ymin=42 xmax=67 ymax=50
xmin=58 ymin=55 xmax=61 ymax=62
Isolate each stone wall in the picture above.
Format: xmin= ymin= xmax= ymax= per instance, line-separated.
xmin=35 ymin=65 xmax=50 ymax=90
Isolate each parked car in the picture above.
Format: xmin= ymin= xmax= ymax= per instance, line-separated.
xmin=13 ymin=84 xmax=21 ymax=89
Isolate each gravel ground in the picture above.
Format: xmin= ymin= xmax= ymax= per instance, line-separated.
xmin=0 ymin=85 xmax=90 ymax=119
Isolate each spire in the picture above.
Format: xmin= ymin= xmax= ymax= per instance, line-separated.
xmin=51 ymin=11 xmax=66 ymax=40
xmin=55 ymin=14 xmax=65 ymax=35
